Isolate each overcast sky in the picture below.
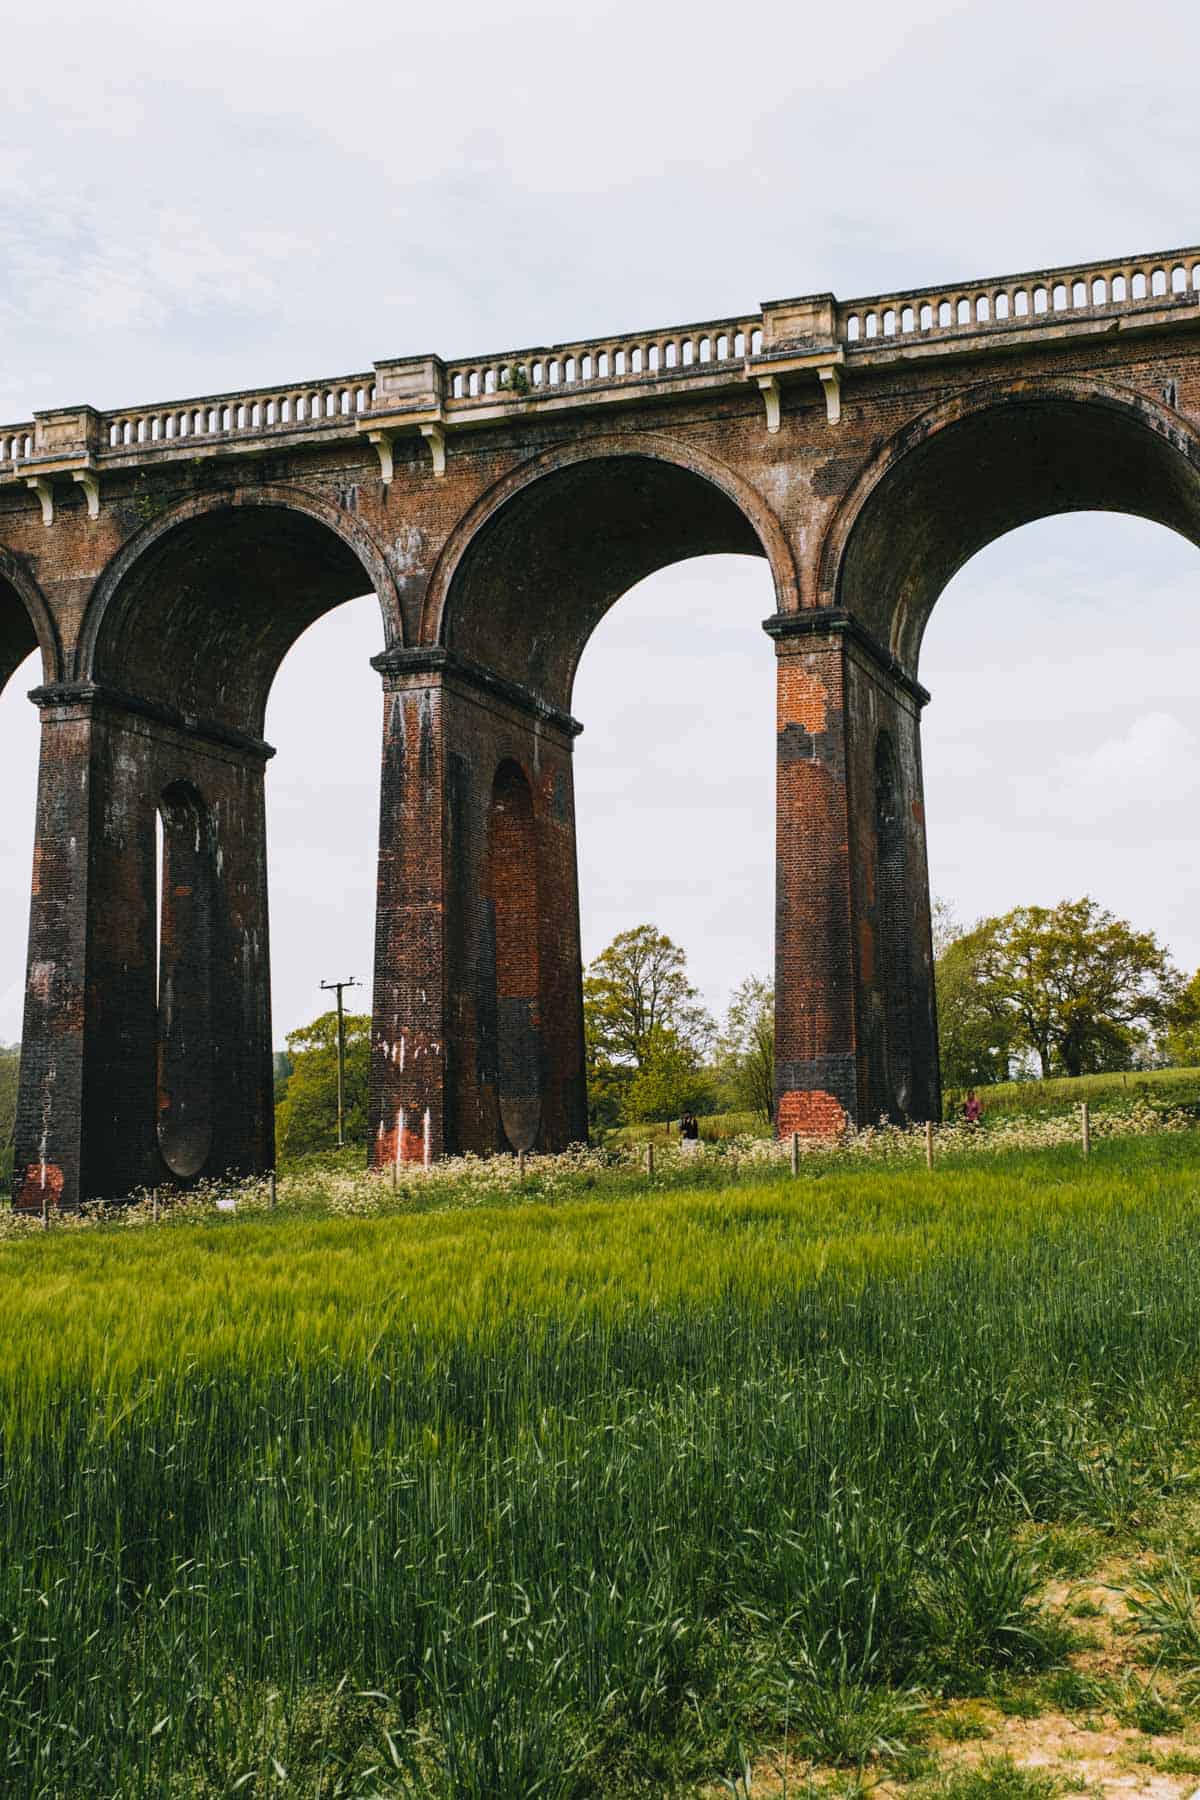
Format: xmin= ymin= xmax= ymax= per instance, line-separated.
xmin=3 ymin=0 xmax=1199 ymax=1042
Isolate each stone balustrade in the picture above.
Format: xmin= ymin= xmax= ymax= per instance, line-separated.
xmin=839 ymin=246 xmax=1200 ymax=347
xmin=3 ymin=244 xmax=1198 ymax=491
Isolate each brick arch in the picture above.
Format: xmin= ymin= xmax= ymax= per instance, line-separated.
xmin=819 ymin=377 xmax=1200 ymax=674
xmin=0 ymin=547 xmax=62 ymax=696
xmin=423 ymin=435 xmax=798 ymax=712
xmin=76 ymin=485 xmax=404 ymax=739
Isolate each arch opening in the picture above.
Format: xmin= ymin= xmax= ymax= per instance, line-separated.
xmin=440 ymin=453 xmax=775 ymax=714
xmin=919 ymin=513 xmax=1200 ymax=1063
xmin=441 ymin=453 xmax=784 ymax=1150
xmin=1 ymin=566 xmax=53 ymax=1189
xmin=835 ymin=392 xmax=1200 ymax=677
xmin=830 ymin=394 xmax=1200 ymax=1108
xmin=84 ymin=498 xmax=396 ymax=740
xmin=79 ymin=499 xmax=392 ymax=1179
xmin=0 ymin=637 xmax=39 ymax=1191
xmin=263 ymin=597 xmax=381 ymax=1068
xmin=572 ymin=555 xmax=779 ymax=1065
xmin=0 ymin=577 xmax=41 ymax=702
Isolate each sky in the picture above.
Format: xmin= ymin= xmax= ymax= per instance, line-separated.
xmin=2 ymin=0 xmax=1200 ymax=1042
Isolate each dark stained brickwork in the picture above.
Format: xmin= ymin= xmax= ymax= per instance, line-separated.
xmin=4 ymin=247 xmax=1200 ymax=1199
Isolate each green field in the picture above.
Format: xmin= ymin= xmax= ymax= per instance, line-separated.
xmin=1 ymin=1129 xmax=1200 ymax=1793
xmin=603 ymin=1067 xmax=1200 ymax=1146
xmin=942 ymin=1062 xmax=1200 ymax=1120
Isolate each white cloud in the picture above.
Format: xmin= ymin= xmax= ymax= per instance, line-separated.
xmin=1061 ymin=712 xmax=1200 ymax=799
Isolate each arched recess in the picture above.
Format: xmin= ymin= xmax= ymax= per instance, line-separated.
xmin=431 ymin=441 xmax=795 ymax=712
xmin=873 ymin=730 xmax=911 ymax=1120
xmin=156 ymin=780 xmax=214 ymax=1179
xmin=0 ymin=549 xmax=60 ymax=696
xmin=481 ymin=760 xmax=542 ymax=1151
xmin=78 ymin=488 xmax=402 ymax=738
xmin=825 ymin=379 xmax=1200 ymax=674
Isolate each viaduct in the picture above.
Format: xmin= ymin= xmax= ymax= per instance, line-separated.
xmin=4 ymin=244 xmax=1200 ymax=1207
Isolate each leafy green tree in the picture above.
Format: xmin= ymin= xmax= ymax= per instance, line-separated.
xmin=935 ymin=925 xmax=1016 ymax=1089
xmin=583 ymin=925 xmax=713 ymax=1127
xmin=0 ymin=1045 xmax=18 ymax=1180
xmin=1166 ymin=967 xmax=1200 ymax=1067
xmin=624 ymin=1026 xmax=713 ymax=1123
xmin=945 ymin=898 xmax=1175 ymax=1081
xmin=275 ymin=1010 xmax=371 ymax=1157
xmin=272 ymin=1050 xmax=293 ymax=1104
xmin=713 ymin=976 xmax=775 ymax=1120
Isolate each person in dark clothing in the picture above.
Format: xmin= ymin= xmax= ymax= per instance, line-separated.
xmin=680 ymin=1112 xmax=700 ymax=1141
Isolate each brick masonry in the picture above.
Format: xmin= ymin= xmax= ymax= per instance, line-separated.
xmin=4 ymin=247 xmax=1200 ymax=1201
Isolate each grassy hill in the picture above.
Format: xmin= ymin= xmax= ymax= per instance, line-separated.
xmin=946 ymin=1063 xmax=1200 ymax=1120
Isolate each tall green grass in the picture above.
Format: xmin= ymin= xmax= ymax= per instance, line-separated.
xmin=0 ymin=1135 xmax=1199 ymax=1792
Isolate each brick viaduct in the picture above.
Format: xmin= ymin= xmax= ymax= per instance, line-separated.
xmin=4 ymin=244 xmax=1200 ymax=1207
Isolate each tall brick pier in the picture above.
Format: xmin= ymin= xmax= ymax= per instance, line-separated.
xmin=4 ymin=245 xmax=1200 ymax=1204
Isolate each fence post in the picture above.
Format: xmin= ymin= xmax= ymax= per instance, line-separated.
xmin=645 ymin=1144 xmax=654 ymax=1179
xmin=518 ymin=1150 xmax=526 ymax=1179
xmin=1081 ymin=1101 xmax=1091 ymax=1159
xmin=41 ymin=1191 xmax=48 ymax=1231
xmin=153 ymin=1187 xmax=161 ymax=1224
xmin=268 ymin=1172 xmax=276 ymax=1210
xmin=925 ymin=1120 xmax=934 ymax=1171
xmin=790 ymin=1131 xmax=800 ymax=1176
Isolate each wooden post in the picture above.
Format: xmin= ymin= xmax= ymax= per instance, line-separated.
xmin=268 ymin=1171 xmax=276 ymax=1210
xmin=41 ymin=1191 xmax=48 ymax=1231
xmin=645 ymin=1144 xmax=654 ymax=1178
xmin=518 ymin=1149 xmax=526 ymax=1179
xmin=153 ymin=1187 xmax=161 ymax=1223
xmin=790 ymin=1131 xmax=800 ymax=1176
xmin=1081 ymin=1101 xmax=1091 ymax=1159
xmin=391 ymin=1159 xmax=397 ymax=1192
xmin=925 ymin=1120 xmax=934 ymax=1171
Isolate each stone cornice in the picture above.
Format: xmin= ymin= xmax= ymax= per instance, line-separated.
xmin=762 ymin=609 xmax=931 ymax=708
xmin=370 ymin=646 xmax=583 ymax=738
xmin=29 ymin=681 xmax=276 ymax=761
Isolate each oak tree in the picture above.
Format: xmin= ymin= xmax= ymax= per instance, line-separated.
xmin=941 ymin=898 xmax=1175 ymax=1081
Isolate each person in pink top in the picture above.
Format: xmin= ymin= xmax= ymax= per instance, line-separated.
xmin=963 ymin=1089 xmax=983 ymax=1126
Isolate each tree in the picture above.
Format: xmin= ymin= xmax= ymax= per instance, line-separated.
xmin=584 ymin=925 xmax=713 ymax=1070
xmin=583 ymin=925 xmax=714 ymax=1127
xmin=714 ymin=976 xmax=775 ymax=1120
xmin=931 ymin=896 xmax=962 ymax=959
xmin=1166 ymin=967 xmax=1200 ymax=1067
xmin=624 ymin=1026 xmax=713 ymax=1123
xmin=935 ymin=925 xmax=1016 ymax=1089
xmin=0 ymin=1045 xmax=18 ymax=1180
xmin=273 ymin=1050 xmax=293 ymax=1102
xmin=948 ymin=898 xmax=1176 ymax=1081
xmin=275 ymin=1010 xmax=371 ymax=1157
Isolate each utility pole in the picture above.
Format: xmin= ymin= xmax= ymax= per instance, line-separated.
xmin=320 ymin=977 xmax=361 ymax=1149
